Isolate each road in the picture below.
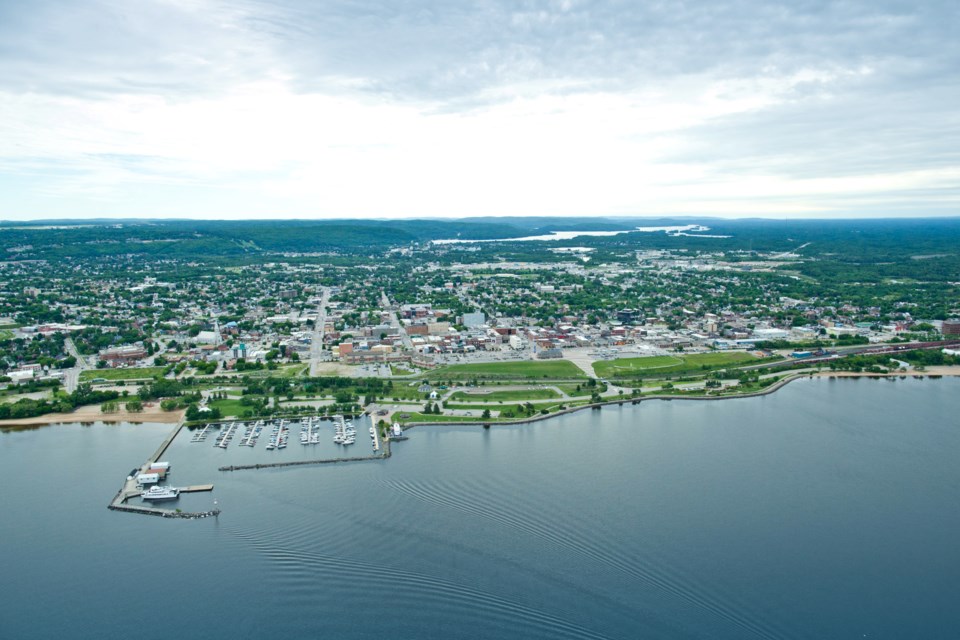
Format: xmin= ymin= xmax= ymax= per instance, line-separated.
xmin=771 ymin=242 xmax=811 ymax=259
xmin=381 ymin=290 xmax=413 ymax=350
xmin=63 ymin=336 xmax=91 ymax=393
xmin=308 ymin=287 xmax=331 ymax=377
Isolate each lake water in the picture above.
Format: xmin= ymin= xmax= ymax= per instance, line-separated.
xmin=2 ymin=377 xmax=959 ymax=639
xmin=431 ymin=224 xmax=722 ymax=244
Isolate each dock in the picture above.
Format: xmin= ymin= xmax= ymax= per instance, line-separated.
xmin=180 ymin=484 xmax=214 ymax=493
xmin=108 ymin=417 xmax=219 ymax=519
xmin=149 ymin=417 xmax=185 ymax=463
xmin=108 ymin=481 xmax=220 ymax=519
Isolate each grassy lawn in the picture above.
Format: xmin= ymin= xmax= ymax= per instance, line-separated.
xmin=430 ymin=360 xmax=586 ymax=380
xmin=396 ymin=413 xmax=489 ymax=423
xmin=555 ymin=383 xmax=600 ymax=397
xmin=383 ymin=385 xmax=428 ymax=400
xmin=1 ymin=390 xmax=54 ymax=404
xmin=209 ymin=398 xmax=249 ymax=417
xmin=449 ymin=388 xmax=560 ymax=402
xmin=593 ymin=352 xmax=758 ymax=378
xmin=390 ymin=364 xmax=421 ymax=376
xmin=80 ymin=367 xmax=166 ymax=381
xmin=280 ymin=364 xmax=309 ymax=377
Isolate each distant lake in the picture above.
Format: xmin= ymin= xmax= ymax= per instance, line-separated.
xmin=432 ymin=224 xmax=727 ymax=244
xmin=2 ymin=377 xmax=958 ymax=639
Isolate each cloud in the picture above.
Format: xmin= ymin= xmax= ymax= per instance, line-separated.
xmin=0 ymin=0 xmax=957 ymax=219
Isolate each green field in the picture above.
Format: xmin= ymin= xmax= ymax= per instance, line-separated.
xmin=280 ymin=364 xmax=309 ymax=377
xmin=384 ymin=384 xmax=429 ymax=400
xmin=555 ymin=383 xmax=603 ymax=397
xmin=430 ymin=360 xmax=586 ymax=380
xmin=449 ymin=388 xmax=560 ymax=402
xmin=209 ymin=398 xmax=249 ymax=417
xmin=390 ymin=364 xmax=421 ymax=376
xmin=593 ymin=352 xmax=759 ymax=378
xmin=396 ymin=412 xmax=488 ymax=423
xmin=80 ymin=367 xmax=166 ymax=381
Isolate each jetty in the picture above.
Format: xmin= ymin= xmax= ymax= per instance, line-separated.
xmin=150 ymin=418 xmax=185 ymax=462
xmin=108 ymin=417 xmax=220 ymax=519
xmin=108 ymin=479 xmax=220 ymax=519
xmin=220 ymin=437 xmax=391 ymax=472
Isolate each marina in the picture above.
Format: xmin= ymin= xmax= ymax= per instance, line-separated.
xmin=265 ymin=419 xmax=289 ymax=450
xmin=190 ymin=423 xmax=212 ymax=442
xmin=239 ymin=419 xmax=264 ymax=447
xmin=332 ymin=414 xmax=357 ymax=446
xmin=213 ymin=420 xmax=241 ymax=449
xmin=109 ymin=413 xmax=397 ymax=517
xmin=300 ymin=417 xmax=321 ymax=445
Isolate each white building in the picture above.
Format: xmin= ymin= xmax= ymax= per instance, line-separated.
xmin=462 ymin=311 xmax=486 ymax=329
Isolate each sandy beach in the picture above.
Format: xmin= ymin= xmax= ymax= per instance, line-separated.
xmin=0 ymin=405 xmax=185 ymax=428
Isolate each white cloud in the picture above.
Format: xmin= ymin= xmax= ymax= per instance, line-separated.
xmin=0 ymin=0 xmax=957 ymax=219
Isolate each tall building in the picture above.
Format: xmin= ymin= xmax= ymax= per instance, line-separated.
xmin=943 ymin=319 xmax=960 ymax=337
xmin=462 ymin=311 xmax=486 ymax=329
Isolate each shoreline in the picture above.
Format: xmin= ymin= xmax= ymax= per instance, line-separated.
xmin=3 ymin=366 xmax=958 ymax=431
xmin=401 ymin=366 xmax=960 ymax=429
xmin=811 ymin=366 xmax=960 ymax=378
xmin=0 ymin=406 xmax=185 ymax=429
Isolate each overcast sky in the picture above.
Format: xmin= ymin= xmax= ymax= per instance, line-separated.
xmin=1 ymin=0 xmax=958 ymax=220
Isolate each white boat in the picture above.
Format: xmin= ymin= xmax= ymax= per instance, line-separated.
xmin=141 ymin=486 xmax=180 ymax=501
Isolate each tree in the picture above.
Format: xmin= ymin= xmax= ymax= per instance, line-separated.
xmin=481 ymin=408 xmax=491 ymax=419
xmin=125 ymin=400 xmax=144 ymax=413
xmin=101 ymin=401 xmax=119 ymax=413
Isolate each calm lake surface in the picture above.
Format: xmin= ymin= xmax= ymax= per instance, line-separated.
xmin=2 ymin=377 xmax=959 ymax=639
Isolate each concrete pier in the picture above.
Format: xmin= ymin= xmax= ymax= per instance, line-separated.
xmin=180 ymin=484 xmax=214 ymax=493
xmin=148 ymin=417 xmax=185 ymax=463
xmin=108 ymin=418 xmax=219 ymax=519
xmin=108 ymin=485 xmax=220 ymax=518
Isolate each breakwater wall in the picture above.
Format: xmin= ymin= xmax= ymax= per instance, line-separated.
xmin=219 ymin=454 xmax=388 ymax=472
xmin=108 ymin=485 xmax=220 ymax=519
xmin=219 ymin=438 xmax=392 ymax=472
xmin=107 ymin=502 xmax=221 ymax=519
